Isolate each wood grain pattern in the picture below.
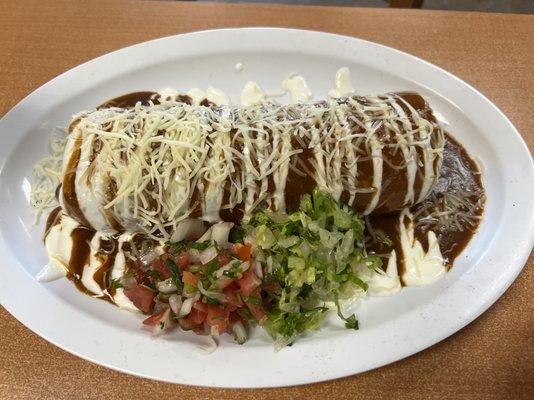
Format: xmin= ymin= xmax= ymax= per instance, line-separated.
xmin=0 ymin=1 xmax=532 ymax=399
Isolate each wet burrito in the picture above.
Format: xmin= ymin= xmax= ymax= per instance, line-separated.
xmin=59 ymin=92 xmax=444 ymax=238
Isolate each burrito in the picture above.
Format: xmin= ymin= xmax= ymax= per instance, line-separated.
xmin=60 ymin=92 xmax=444 ymax=238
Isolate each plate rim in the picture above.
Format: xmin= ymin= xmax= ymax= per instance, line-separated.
xmin=0 ymin=27 xmax=533 ymax=388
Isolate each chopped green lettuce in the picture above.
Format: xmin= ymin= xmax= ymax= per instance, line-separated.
xmin=243 ymin=188 xmax=374 ymax=348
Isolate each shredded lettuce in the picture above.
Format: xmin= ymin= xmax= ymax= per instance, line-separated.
xmin=244 ymin=188 xmax=373 ymax=348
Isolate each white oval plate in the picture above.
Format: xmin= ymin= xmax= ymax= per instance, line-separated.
xmin=0 ymin=28 xmax=533 ymax=388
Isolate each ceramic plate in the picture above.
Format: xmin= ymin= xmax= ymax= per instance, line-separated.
xmin=0 ymin=28 xmax=532 ymax=388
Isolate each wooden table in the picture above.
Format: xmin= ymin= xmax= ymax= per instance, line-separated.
xmin=0 ymin=1 xmax=532 ymax=398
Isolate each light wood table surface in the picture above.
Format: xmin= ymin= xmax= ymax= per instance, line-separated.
xmin=0 ymin=1 xmax=532 ymax=399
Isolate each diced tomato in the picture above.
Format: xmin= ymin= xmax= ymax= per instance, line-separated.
xmin=182 ymin=270 xmax=198 ymax=286
xmin=142 ymin=309 xmax=166 ymax=326
xmin=189 ymin=308 xmax=206 ymax=325
xmin=179 ymin=307 xmax=206 ymax=330
xmin=237 ymin=268 xmax=261 ymax=297
xmin=230 ymin=243 xmax=252 ymax=262
xmin=206 ymin=305 xmax=229 ymax=334
xmin=216 ymin=276 xmax=234 ymax=291
xmin=179 ymin=316 xmax=196 ymax=331
xmin=217 ymin=249 xmax=232 ymax=266
xmin=174 ymin=251 xmax=191 ymax=270
xmin=245 ymin=290 xmax=267 ymax=325
xmin=223 ymin=287 xmax=244 ymax=311
xmin=193 ymin=300 xmax=208 ymax=313
xmin=150 ymin=258 xmax=172 ymax=280
xmin=124 ymin=284 xmax=155 ymax=313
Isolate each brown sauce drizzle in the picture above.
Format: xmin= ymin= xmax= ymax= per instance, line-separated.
xmin=92 ymin=238 xmax=118 ymax=296
xmin=367 ymin=132 xmax=485 ymax=272
xmin=61 ymin=134 xmax=92 ymax=228
xmin=44 ymin=206 xmax=62 ymax=240
xmin=98 ymin=91 xmax=159 ymax=109
xmin=412 ymin=134 xmax=484 ymax=262
xmin=67 ymin=227 xmax=96 ymax=295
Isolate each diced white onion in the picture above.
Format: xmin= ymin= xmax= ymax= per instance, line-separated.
xmin=170 ymin=219 xmax=206 ymax=242
xmin=199 ymin=246 xmax=218 ymax=265
xmin=197 ymin=281 xmax=227 ymax=302
xmin=152 ymin=308 xmax=173 ymax=336
xmin=157 ymin=278 xmax=177 ymax=293
xmin=210 ymin=222 xmax=234 ymax=247
xmin=196 ymin=227 xmax=212 ymax=243
xmin=188 ymin=249 xmax=201 ymax=263
xmin=179 ymin=293 xmax=199 ymax=317
xmin=253 ymin=261 xmax=263 ymax=279
xmin=231 ymin=321 xmax=247 ymax=344
xmin=214 ymin=260 xmax=237 ymax=278
xmin=214 ymin=260 xmax=250 ymax=279
xmin=169 ymin=294 xmax=183 ymax=314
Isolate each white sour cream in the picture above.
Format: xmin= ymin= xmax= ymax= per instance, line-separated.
xmin=367 ymin=250 xmax=402 ymax=296
xmin=80 ymin=232 xmax=106 ymax=296
xmin=186 ymin=87 xmax=229 ymax=106
xmin=282 ymin=75 xmax=313 ymax=103
xmin=328 ymin=67 xmax=355 ymax=98
xmin=399 ymin=209 xmax=447 ymax=286
xmin=240 ymin=82 xmax=267 ymax=106
xmin=206 ymin=86 xmax=230 ymax=106
xmin=37 ymin=214 xmax=79 ymax=282
xmin=157 ymin=88 xmax=181 ymax=105
xmin=109 ymin=233 xmax=139 ymax=311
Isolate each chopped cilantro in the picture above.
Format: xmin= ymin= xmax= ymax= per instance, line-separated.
xmin=146 ymin=269 xmax=160 ymax=279
xmin=111 ymin=278 xmax=123 ymax=289
xmin=165 ymin=258 xmax=183 ymax=293
xmin=222 ymin=260 xmax=242 ymax=279
xmin=168 ymin=240 xmax=211 ymax=254
xmin=204 ymin=258 xmax=220 ymax=283
xmin=204 ymin=297 xmax=220 ymax=305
